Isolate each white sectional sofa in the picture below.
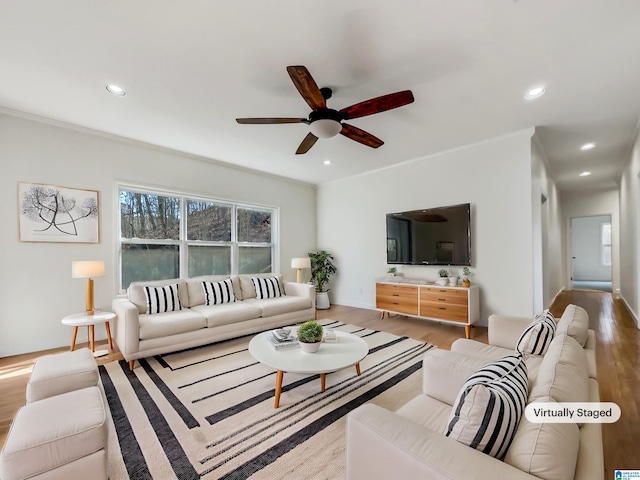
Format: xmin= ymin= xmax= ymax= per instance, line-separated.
xmin=112 ymin=273 xmax=315 ymax=369
xmin=346 ymin=304 xmax=603 ymax=480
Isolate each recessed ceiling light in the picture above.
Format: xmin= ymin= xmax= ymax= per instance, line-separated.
xmin=106 ymin=84 xmax=126 ymax=96
xmin=579 ymin=171 xmax=592 ymax=177
xmin=580 ymin=143 xmax=596 ymax=151
xmin=323 ymin=160 xmax=332 ymax=166
xmin=524 ymin=86 xmax=545 ymax=100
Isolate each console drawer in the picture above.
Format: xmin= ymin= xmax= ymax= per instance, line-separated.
xmin=421 ymin=287 xmax=468 ymax=306
xmin=376 ymin=283 xmax=418 ymax=315
xmin=420 ymin=302 xmax=469 ymax=323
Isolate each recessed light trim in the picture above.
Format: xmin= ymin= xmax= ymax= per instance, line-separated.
xmin=524 ymin=86 xmax=545 ymax=100
xmin=323 ymin=160 xmax=332 ymax=166
xmin=106 ymin=84 xmax=126 ymax=96
xmin=580 ymin=143 xmax=596 ymax=151
xmin=579 ymin=171 xmax=592 ymax=177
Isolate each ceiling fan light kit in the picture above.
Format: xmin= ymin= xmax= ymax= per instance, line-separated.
xmin=236 ymin=65 xmax=414 ymax=154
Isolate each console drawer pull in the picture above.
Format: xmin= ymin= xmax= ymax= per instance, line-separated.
xmin=438 ymin=298 xmax=446 ymax=301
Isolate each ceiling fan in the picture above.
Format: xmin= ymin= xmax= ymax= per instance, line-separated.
xmin=236 ymin=66 xmax=415 ymax=154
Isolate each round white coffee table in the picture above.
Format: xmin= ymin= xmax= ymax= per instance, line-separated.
xmin=249 ymin=328 xmax=368 ymax=408
xmin=61 ymin=311 xmax=115 ymax=357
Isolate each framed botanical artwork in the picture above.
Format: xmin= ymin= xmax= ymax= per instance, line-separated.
xmin=18 ymin=182 xmax=99 ymax=243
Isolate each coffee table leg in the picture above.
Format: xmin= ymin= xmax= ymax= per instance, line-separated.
xmin=355 ymin=363 xmax=361 ymax=376
xmin=274 ymin=370 xmax=284 ymax=408
xmin=70 ymin=327 xmax=78 ymax=351
xmin=320 ymin=373 xmax=326 ymax=392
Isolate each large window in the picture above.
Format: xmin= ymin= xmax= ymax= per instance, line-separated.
xmin=119 ymin=187 xmax=276 ymax=290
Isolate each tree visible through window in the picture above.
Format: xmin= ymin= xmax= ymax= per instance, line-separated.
xmin=119 ymin=187 xmax=276 ymax=290
xmin=601 ymin=222 xmax=611 ymax=266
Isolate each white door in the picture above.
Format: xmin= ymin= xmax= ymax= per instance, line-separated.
xmin=570 ymin=215 xmax=612 ymax=291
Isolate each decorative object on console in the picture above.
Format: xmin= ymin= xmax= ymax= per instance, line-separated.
xmin=386 ymin=266 xmax=397 ymax=279
xmin=297 ymin=320 xmax=324 ymax=353
xmin=461 ymin=266 xmax=472 ymax=287
xmin=309 ymin=250 xmax=337 ymax=309
xmin=71 ymin=261 xmax=105 ymax=315
xmin=291 ymin=257 xmax=311 ymax=283
xmin=436 ymin=269 xmax=449 ymax=286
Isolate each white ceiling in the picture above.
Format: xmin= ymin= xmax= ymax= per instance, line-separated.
xmin=1 ymin=1 xmax=639 ymax=189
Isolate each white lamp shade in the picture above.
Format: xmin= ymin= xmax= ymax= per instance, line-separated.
xmin=72 ymin=261 xmax=105 ymax=279
xmin=310 ymin=119 xmax=342 ymax=138
xmin=291 ymin=257 xmax=311 ymax=269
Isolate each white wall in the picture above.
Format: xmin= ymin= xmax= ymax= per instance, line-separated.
xmin=531 ymin=135 xmax=563 ymax=310
xmin=619 ymin=128 xmax=640 ymax=326
xmin=0 ymin=112 xmax=317 ymax=356
xmin=561 ymin=189 xmax=621 ymax=295
xmin=316 ymin=129 xmax=536 ymax=325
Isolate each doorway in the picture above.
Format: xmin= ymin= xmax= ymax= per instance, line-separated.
xmin=570 ymin=215 xmax=612 ymax=292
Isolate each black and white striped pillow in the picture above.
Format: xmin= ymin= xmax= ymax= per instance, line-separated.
xmin=143 ymin=283 xmax=182 ymax=315
xmin=202 ymin=279 xmax=235 ymax=305
xmin=251 ymin=276 xmax=282 ymax=299
xmin=444 ymin=355 xmax=528 ymax=460
xmin=516 ymin=310 xmax=556 ymax=355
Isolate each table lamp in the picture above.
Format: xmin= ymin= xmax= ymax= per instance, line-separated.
xmin=72 ymin=261 xmax=105 ymax=316
xmin=291 ymin=257 xmax=311 ymax=283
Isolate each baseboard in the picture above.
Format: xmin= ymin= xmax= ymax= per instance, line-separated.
xmin=619 ymin=294 xmax=640 ymax=329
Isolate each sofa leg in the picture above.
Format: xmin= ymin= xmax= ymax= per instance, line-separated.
xmin=129 ymin=360 xmax=135 ymax=370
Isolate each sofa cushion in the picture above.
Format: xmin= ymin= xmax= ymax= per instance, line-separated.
xmin=128 ymin=278 xmax=190 ymax=313
xmin=556 ymin=304 xmax=589 ymax=347
xmin=251 ymin=276 xmax=283 ymax=299
xmin=202 ymin=279 xmax=236 ymax=305
xmin=505 ymin=397 xmax=580 ymax=480
xmin=239 ymin=274 xmax=282 ymax=300
xmin=143 ymin=283 xmax=183 ymax=314
xmin=191 ymin=302 xmax=263 ymax=328
xmin=138 ymin=309 xmax=206 ymax=340
xmin=245 ymin=295 xmax=313 ymax=317
xmin=187 ymin=275 xmax=242 ymax=306
xmin=529 ymin=333 xmax=589 ymax=405
xmin=516 ymin=310 xmax=556 ymax=355
xmin=444 ymin=355 xmax=528 ymax=460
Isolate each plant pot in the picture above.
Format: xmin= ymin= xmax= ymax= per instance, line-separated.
xmin=448 ymin=277 xmax=458 ymax=286
xmin=299 ymin=341 xmax=321 ymax=353
xmin=316 ymin=291 xmax=330 ymax=310
xmin=462 ymin=279 xmax=471 ymax=288
xmin=435 ymin=279 xmax=448 ymax=286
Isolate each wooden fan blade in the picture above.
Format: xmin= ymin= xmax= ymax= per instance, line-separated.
xmin=340 ymin=123 xmax=384 ymax=148
xmin=236 ymin=118 xmax=307 ymax=124
xmin=287 ymin=66 xmax=326 ymax=111
xmin=340 ymin=90 xmax=414 ymax=120
xmin=296 ymin=132 xmax=319 ymax=154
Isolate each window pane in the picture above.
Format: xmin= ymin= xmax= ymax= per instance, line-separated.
xmin=601 ymin=223 xmax=611 ymax=245
xmin=602 ymin=246 xmax=612 ymax=266
xmin=238 ymin=246 xmax=272 ymax=274
xmin=121 ymin=244 xmax=180 ymax=289
xmin=187 ymin=200 xmax=231 ymax=241
xmin=237 ymin=208 xmax=272 ymax=243
xmin=120 ymin=191 xmax=180 ymax=240
xmin=188 ymin=245 xmax=231 ymax=277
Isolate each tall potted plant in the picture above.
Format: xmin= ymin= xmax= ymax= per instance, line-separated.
xmin=308 ymin=250 xmax=337 ymax=309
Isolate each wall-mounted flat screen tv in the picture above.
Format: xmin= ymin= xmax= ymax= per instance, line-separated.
xmin=386 ymin=203 xmax=471 ymax=266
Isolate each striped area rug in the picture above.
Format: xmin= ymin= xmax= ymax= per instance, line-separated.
xmin=99 ymin=319 xmax=435 ymax=479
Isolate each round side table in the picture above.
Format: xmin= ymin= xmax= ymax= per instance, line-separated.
xmin=61 ymin=311 xmax=115 ymax=356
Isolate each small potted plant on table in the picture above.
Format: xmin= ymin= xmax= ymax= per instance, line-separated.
xmin=297 ymin=320 xmax=324 ymax=353
xmin=461 ymin=267 xmax=472 ymax=287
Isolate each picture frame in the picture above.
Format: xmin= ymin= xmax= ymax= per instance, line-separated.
xmin=18 ymin=182 xmax=100 ymax=243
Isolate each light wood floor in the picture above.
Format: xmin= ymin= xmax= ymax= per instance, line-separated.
xmin=1 ymin=290 xmax=637 ymax=477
